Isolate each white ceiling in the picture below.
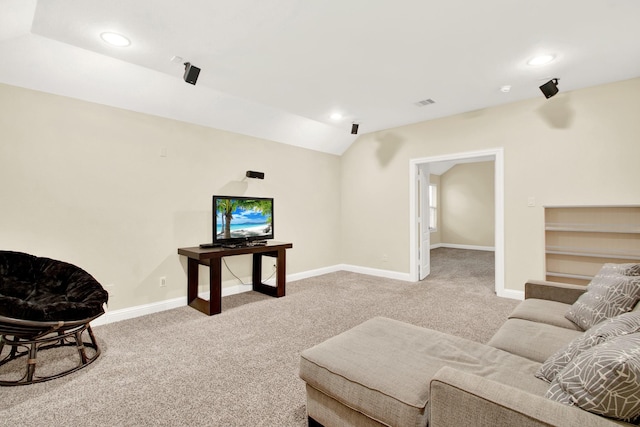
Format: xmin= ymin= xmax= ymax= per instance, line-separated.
xmin=1 ymin=0 xmax=639 ymax=155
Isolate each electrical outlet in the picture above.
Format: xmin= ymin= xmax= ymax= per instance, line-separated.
xmin=159 ymin=276 xmax=166 ymax=287
xmin=382 ymin=254 xmax=389 ymax=262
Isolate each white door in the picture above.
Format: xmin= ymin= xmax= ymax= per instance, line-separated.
xmin=418 ymin=164 xmax=430 ymax=279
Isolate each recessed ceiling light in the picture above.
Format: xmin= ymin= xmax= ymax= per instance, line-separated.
xmin=527 ymin=54 xmax=555 ymax=66
xmin=500 ymin=85 xmax=512 ymax=93
xmin=100 ymin=32 xmax=131 ymax=47
xmin=330 ymin=112 xmax=343 ymax=120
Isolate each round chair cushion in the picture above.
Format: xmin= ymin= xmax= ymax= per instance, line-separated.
xmin=0 ymin=251 xmax=108 ymax=322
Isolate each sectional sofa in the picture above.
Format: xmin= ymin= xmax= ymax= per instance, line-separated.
xmin=299 ymin=263 xmax=640 ymax=426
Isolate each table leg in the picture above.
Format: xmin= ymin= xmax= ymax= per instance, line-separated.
xmin=276 ymin=247 xmax=286 ymax=297
xmin=187 ymin=258 xmax=222 ymax=316
xmin=252 ymin=252 xmax=263 ymax=290
xmin=209 ymin=257 xmax=222 ymax=315
xmin=252 ymin=250 xmax=285 ymax=297
xmin=187 ymin=258 xmax=199 ymax=305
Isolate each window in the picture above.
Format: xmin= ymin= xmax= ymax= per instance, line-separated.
xmin=429 ymin=184 xmax=437 ymax=231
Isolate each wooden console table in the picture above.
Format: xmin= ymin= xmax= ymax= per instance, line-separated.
xmin=177 ymin=241 xmax=293 ymax=315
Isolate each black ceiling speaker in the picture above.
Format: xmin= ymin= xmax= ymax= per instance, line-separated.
xmin=246 ymin=171 xmax=265 ymax=179
xmin=539 ymin=79 xmax=559 ymax=99
xmin=351 ymin=123 xmax=359 ymax=135
xmin=183 ymin=62 xmax=201 ymax=85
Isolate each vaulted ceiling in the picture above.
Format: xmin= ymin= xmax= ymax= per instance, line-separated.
xmin=1 ymin=0 xmax=639 ymax=154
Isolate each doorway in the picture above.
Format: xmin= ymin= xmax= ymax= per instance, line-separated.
xmin=409 ymin=148 xmax=505 ymax=296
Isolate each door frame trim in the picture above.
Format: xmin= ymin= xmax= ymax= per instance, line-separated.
xmin=409 ymin=148 xmax=505 ymax=296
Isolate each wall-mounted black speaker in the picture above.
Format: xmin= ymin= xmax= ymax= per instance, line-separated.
xmin=351 ymin=123 xmax=359 ymax=135
xmin=246 ymin=170 xmax=265 ymax=179
xmin=183 ymin=62 xmax=201 ymax=85
xmin=539 ymin=79 xmax=559 ymax=99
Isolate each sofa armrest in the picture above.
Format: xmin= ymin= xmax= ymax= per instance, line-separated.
xmin=429 ymin=367 xmax=622 ymax=427
xmin=524 ymin=280 xmax=587 ymax=304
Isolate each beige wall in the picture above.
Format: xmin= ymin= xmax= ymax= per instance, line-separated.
xmin=2 ymin=77 xmax=639 ymax=306
xmin=440 ymin=161 xmax=494 ymax=247
xmin=0 ymin=83 xmax=341 ymax=310
xmin=340 ymin=77 xmax=640 ymax=291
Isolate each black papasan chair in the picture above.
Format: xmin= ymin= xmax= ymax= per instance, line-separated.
xmin=0 ymin=250 xmax=109 ymax=386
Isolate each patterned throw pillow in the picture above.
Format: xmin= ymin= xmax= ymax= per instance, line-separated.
xmin=565 ymin=274 xmax=640 ymax=330
xmin=536 ymin=311 xmax=640 ymax=383
xmin=545 ymin=333 xmax=640 ymax=422
xmin=598 ymin=263 xmax=640 ymax=277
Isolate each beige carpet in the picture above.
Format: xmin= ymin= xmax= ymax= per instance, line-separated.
xmin=0 ymin=248 xmax=518 ymax=426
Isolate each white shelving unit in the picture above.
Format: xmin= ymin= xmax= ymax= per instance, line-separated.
xmin=544 ymin=206 xmax=640 ymax=285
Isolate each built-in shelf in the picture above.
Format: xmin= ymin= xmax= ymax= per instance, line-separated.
xmin=544 ymin=206 xmax=640 ymax=285
xmin=545 ymin=246 xmax=640 ymax=260
xmin=545 ymin=223 xmax=640 ymax=234
xmin=546 ymin=271 xmax=594 ymax=281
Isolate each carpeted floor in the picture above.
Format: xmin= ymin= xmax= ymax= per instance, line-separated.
xmin=0 ymin=248 xmax=518 ymax=426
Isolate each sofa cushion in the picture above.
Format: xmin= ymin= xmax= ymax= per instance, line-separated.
xmin=299 ymin=317 xmax=547 ymax=427
xmin=565 ymin=274 xmax=640 ymax=330
xmin=488 ymin=318 xmax=583 ymax=363
xmin=545 ymin=333 xmax=640 ymax=422
xmin=537 ymin=311 xmax=640 ymax=383
xmin=509 ymin=298 xmax=583 ymax=331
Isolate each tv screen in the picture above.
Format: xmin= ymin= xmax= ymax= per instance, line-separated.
xmin=213 ymin=196 xmax=274 ymax=246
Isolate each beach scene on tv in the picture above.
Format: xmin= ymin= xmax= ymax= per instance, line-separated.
xmin=215 ymin=198 xmax=273 ymax=240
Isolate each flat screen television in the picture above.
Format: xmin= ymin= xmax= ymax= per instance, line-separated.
xmin=212 ymin=196 xmax=274 ymax=246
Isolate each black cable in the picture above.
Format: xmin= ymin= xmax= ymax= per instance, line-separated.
xmin=222 ymin=259 xmax=277 ymax=285
xmin=222 ymin=258 xmax=246 ymax=285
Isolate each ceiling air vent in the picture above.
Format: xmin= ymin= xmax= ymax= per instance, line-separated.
xmin=415 ymin=98 xmax=435 ymax=107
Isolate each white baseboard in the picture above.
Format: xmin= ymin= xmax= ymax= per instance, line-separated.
xmin=91 ymin=262 xmax=514 ymax=326
xmin=431 ymin=243 xmax=495 ymax=252
xmin=92 ymin=296 xmax=187 ymax=327
xmin=287 ymin=265 xmax=343 ymax=281
xmin=337 ymin=264 xmax=413 ymax=282
xmin=497 ymin=288 xmax=524 ymax=301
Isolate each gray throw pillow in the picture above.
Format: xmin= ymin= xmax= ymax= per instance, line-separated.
xmin=536 ymin=311 xmax=640 ymax=383
xmin=599 ymin=263 xmax=640 ymax=277
xmin=545 ymin=333 xmax=640 ymax=422
xmin=565 ymin=274 xmax=640 ymax=330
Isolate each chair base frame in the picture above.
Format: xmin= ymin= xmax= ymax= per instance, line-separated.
xmin=0 ymin=315 xmax=101 ymax=386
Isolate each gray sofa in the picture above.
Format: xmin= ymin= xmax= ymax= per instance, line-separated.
xmin=299 ymin=269 xmax=640 ymax=426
